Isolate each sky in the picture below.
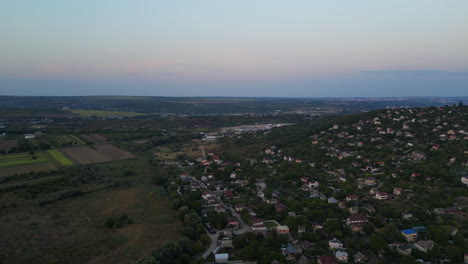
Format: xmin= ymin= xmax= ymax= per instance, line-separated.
xmin=1 ymin=0 xmax=468 ymax=97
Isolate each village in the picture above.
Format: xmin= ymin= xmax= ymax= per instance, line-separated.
xmin=170 ymin=105 xmax=467 ymax=264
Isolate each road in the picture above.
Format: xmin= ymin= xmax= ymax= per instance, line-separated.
xmin=202 ymin=231 xmax=219 ymax=259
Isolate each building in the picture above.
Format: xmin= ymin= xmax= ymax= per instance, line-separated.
xmin=401 ymin=229 xmax=418 ymax=242
xmin=415 ymin=240 xmax=434 ymax=253
xmin=274 ymin=202 xmax=288 ymax=213
xmin=215 ymin=253 xmax=229 ymax=263
xmin=318 ymin=256 xmax=338 ymax=264
xmin=329 ymin=238 xmax=344 ymax=250
xmin=346 ymin=214 xmax=368 ymax=225
xmin=393 ymin=188 xmax=403 ymax=195
xmin=276 ymin=225 xmax=290 ymax=234
xmin=375 ymin=192 xmax=388 ymax=200
xmin=335 ymin=251 xmax=348 ymax=262
xmin=461 ymin=176 xmax=468 ymax=185
xmin=365 ymin=177 xmax=376 ymax=185
xmin=353 ymin=252 xmax=367 ymax=263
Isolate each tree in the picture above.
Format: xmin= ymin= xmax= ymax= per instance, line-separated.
xmin=447 ymin=246 xmax=462 ymax=262
xmin=369 ymin=233 xmax=388 ymax=251
xmin=324 ymin=219 xmax=341 ymax=232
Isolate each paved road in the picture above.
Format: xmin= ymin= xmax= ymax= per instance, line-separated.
xmin=202 ymin=231 xmax=219 ymax=259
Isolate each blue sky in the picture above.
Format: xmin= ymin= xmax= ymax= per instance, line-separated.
xmin=1 ymin=0 xmax=467 ymax=96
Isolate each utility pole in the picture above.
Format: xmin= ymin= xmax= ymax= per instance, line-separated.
xmin=201 ymin=144 xmax=206 ymax=160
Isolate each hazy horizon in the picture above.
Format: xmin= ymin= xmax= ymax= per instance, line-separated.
xmin=2 ymin=1 xmax=468 ymax=96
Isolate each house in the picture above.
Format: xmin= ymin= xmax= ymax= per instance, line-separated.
xmin=328 ymin=197 xmax=339 ymax=204
xmin=251 ymin=218 xmax=266 ymax=230
xmin=235 ymin=204 xmax=247 ymax=212
xmin=396 ymin=244 xmax=412 ymax=255
xmin=412 ymin=226 xmax=427 ymax=233
xmin=298 ymin=226 xmax=306 ymax=233
xmin=335 ymin=251 xmax=348 ymax=263
xmin=202 ymin=191 xmax=212 ymax=200
xmin=329 ymin=238 xmax=344 ymax=250
xmin=393 ymin=188 xmax=403 ymax=195
xmin=312 ymin=223 xmax=324 ymax=231
xmin=349 ymin=206 xmax=359 ymax=214
xmin=215 ymin=204 xmax=227 ymax=213
xmin=215 ymin=253 xmax=229 ymax=263
xmin=301 ymin=240 xmax=314 ymax=251
xmin=461 ymin=176 xmax=468 ymax=185
xmin=375 ymin=192 xmax=388 ymax=200
xmin=276 ymin=225 xmax=290 ymax=234
xmin=401 ymin=229 xmax=418 ymax=242
xmin=228 ymin=217 xmax=239 ymax=228
xmin=402 ymin=212 xmax=413 ymax=219
xmin=353 ymin=252 xmax=367 ymax=263
xmin=346 ymin=195 xmax=358 ymax=201
xmin=365 ymin=177 xmax=376 ymax=185
xmin=362 ymin=203 xmax=376 ymax=213
xmin=298 ymin=255 xmax=309 ymax=264
xmin=281 ymin=245 xmax=296 ymax=259
xmin=224 ymin=189 xmax=234 ymax=198
xmin=346 ymin=214 xmax=368 ymax=225
xmin=274 ymin=202 xmax=288 ymax=213
xmin=318 ymin=256 xmax=338 ymax=264
xmin=310 ymin=181 xmax=320 ymax=188
xmin=415 ymin=240 xmax=434 ymax=253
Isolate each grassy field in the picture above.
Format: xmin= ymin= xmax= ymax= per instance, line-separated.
xmin=0 ymin=152 xmax=49 ymax=168
xmin=48 ymin=149 xmax=74 ymax=166
xmin=0 ymin=158 xmax=181 ymax=264
xmin=70 ymin=110 xmax=145 ymax=118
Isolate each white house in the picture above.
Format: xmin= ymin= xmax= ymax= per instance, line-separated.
xmin=335 ymin=251 xmax=348 ymax=263
xmin=329 ymin=238 xmax=344 ymax=250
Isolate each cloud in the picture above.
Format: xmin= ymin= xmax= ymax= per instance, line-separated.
xmin=361 ymin=70 xmax=468 ymax=76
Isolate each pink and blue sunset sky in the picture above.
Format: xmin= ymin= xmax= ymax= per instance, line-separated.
xmin=1 ymin=0 xmax=467 ymax=96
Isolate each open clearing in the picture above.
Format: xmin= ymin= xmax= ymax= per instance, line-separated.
xmin=0 ymin=175 xmax=181 ymax=264
xmin=70 ymin=110 xmax=145 ymax=118
xmin=60 ymin=144 xmax=135 ymax=165
xmin=0 ymin=139 xmax=18 ymax=152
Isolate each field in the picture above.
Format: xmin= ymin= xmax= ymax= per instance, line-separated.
xmin=0 ymin=151 xmax=59 ymax=177
xmin=0 ymin=139 xmax=18 ymax=152
xmin=48 ymin=149 xmax=74 ymax=166
xmin=48 ymin=134 xmax=86 ymax=147
xmin=60 ymin=144 xmax=135 ymax=165
xmin=0 ymin=159 xmax=182 ymax=264
xmin=70 ymin=110 xmax=145 ymax=118
xmin=80 ymin=134 xmax=108 ymax=144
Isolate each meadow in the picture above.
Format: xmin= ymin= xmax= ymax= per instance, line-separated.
xmin=0 ymin=158 xmax=181 ymax=264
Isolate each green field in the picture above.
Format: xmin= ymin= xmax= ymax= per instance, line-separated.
xmin=0 ymin=151 xmax=60 ymax=176
xmin=48 ymin=149 xmax=74 ymax=166
xmin=70 ymin=110 xmax=145 ymax=118
xmin=0 ymin=155 xmax=48 ymax=168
